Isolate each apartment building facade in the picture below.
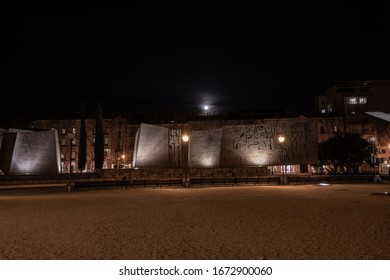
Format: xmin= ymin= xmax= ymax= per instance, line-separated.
xmin=315 ymin=80 xmax=390 ymax=173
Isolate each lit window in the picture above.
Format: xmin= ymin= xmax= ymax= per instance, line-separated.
xmin=348 ymin=97 xmax=367 ymax=104
xmin=61 ymin=128 xmax=66 ymax=135
xmin=359 ymin=97 xmax=367 ymax=104
xmin=334 ymin=126 xmax=338 ymax=132
xmin=321 ymin=109 xmax=326 ymax=113
xmin=104 ymin=136 xmax=109 ymax=145
xmin=61 ymin=138 xmax=66 ymax=146
xmin=72 ymin=128 xmax=77 ymax=135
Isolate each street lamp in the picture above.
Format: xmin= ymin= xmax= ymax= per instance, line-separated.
xmin=182 ymin=134 xmax=190 ymax=187
xmin=370 ymin=136 xmax=378 ymax=183
xmin=121 ymin=154 xmax=125 ymax=168
xmin=67 ymin=132 xmax=75 ymax=191
xmin=277 ymin=134 xmax=288 ymax=185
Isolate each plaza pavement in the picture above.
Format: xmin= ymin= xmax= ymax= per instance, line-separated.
xmin=0 ymin=183 xmax=389 ymax=260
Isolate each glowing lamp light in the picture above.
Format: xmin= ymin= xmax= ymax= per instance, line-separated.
xmin=277 ymin=134 xmax=287 ymax=184
xmin=182 ymin=135 xmax=189 ymax=142
xmin=203 ymin=105 xmax=209 ymax=111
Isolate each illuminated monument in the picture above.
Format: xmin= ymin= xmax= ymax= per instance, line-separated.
xmin=0 ymin=129 xmax=61 ymax=175
xmin=189 ymin=128 xmax=222 ymax=167
xmin=132 ymin=123 xmax=170 ymax=167
xmin=219 ymin=120 xmax=317 ymax=167
xmin=133 ymin=118 xmax=318 ymax=168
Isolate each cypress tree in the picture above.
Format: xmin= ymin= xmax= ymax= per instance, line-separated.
xmin=94 ymin=102 xmax=104 ymax=169
xmin=78 ymin=103 xmax=87 ymax=172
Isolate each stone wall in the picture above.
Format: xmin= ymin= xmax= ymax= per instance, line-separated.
xmin=133 ymin=118 xmax=318 ymax=168
xmin=0 ymin=130 xmax=60 ymax=175
xmin=133 ymin=123 xmax=170 ymax=167
xmin=189 ymin=128 xmax=222 ymax=168
xmin=220 ymin=120 xmax=317 ymax=166
xmin=100 ymin=166 xmax=270 ymax=179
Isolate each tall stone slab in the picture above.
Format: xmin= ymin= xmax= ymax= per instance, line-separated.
xmin=133 ymin=123 xmax=170 ymax=167
xmin=188 ymin=128 xmax=222 ymax=168
xmin=0 ymin=129 xmax=61 ymax=175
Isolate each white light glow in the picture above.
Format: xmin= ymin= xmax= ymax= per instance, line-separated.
xmin=278 ymin=135 xmax=285 ymax=143
xmin=246 ymin=151 xmax=269 ymax=166
xmin=200 ymin=156 xmax=217 ymax=167
xmin=182 ymin=135 xmax=189 ymax=142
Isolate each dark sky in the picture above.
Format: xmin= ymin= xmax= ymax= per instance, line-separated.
xmin=2 ymin=2 xmax=390 ymax=121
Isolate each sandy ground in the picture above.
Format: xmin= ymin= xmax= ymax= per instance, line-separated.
xmin=0 ymin=183 xmax=389 ymax=260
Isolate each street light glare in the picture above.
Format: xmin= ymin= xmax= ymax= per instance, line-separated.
xmin=182 ymin=135 xmax=189 ymax=142
xmin=278 ymin=135 xmax=285 ymax=143
xmin=203 ymin=105 xmax=209 ymax=111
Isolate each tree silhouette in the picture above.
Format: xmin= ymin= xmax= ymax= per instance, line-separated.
xmin=318 ymin=133 xmax=371 ymax=173
xmin=94 ymin=102 xmax=104 ymax=170
xmin=78 ymin=103 xmax=87 ymax=172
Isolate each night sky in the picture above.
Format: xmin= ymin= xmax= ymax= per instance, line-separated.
xmin=2 ymin=2 xmax=390 ymax=122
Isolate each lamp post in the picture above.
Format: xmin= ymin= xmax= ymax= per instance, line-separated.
xmin=182 ymin=134 xmax=190 ymax=187
xmin=277 ymin=135 xmax=288 ymax=185
xmin=370 ymin=136 xmax=377 ymax=183
xmin=121 ymin=154 xmax=125 ymax=168
xmin=67 ymin=132 xmax=75 ymax=191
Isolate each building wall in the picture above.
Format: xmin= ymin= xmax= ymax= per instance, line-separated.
xmin=0 ymin=128 xmax=6 ymax=152
xmin=319 ymin=80 xmax=390 ymax=173
xmin=314 ymin=116 xmax=344 ymax=143
xmin=33 ymin=116 xmax=138 ymax=172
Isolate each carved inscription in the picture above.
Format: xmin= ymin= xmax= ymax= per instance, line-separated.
xmin=232 ymin=124 xmax=276 ymax=151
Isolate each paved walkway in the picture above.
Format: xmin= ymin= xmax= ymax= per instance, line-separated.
xmin=1 ymin=183 xmax=390 ymax=259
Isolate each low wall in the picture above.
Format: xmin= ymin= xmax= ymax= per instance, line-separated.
xmin=1 ymin=169 xmax=384 ymax=186
xmin=99 ymin=167 xmax=270 ymax=179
